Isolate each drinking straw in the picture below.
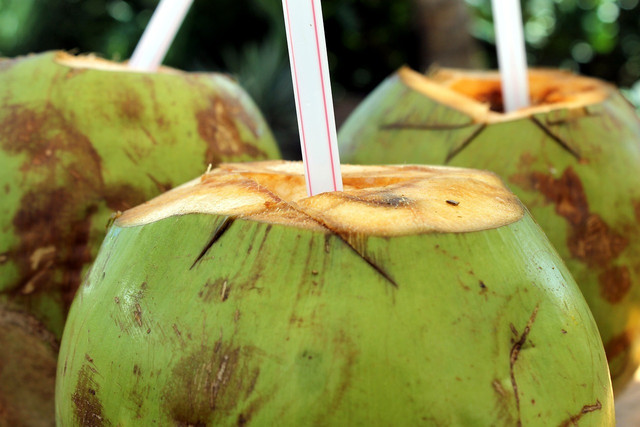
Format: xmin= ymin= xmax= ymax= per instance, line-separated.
xmin=491 ymin=0 xmax=530 ymax=112
xmin=282 ymin=0 xmax=343 ymax=196
xmin=129 ymin=0 xmax=194 ymax=71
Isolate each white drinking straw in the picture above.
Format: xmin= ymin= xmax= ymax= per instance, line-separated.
xmin=129 ymin=0 xmax=194 ymax=71
xmin=282 ymin=0 xmax=343 ymax=196
xmin=491 ymin=0 xmax=530 ymax=112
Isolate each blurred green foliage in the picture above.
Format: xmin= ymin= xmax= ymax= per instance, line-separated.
xmin=467 ymin=0 xmax=640 ymax=86
xmin=0 ymin=0 xmax=418 ymax=91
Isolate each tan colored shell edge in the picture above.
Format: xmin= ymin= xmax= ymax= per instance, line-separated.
xmin=116 ymin=161 xmax=525 ymax=236
xmin=53 ymin=51 xmax=182 ymax=75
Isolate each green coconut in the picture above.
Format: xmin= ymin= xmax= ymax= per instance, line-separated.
xmin=0 ymin=51 xmax=279 ymax=425
xmin=56 ymin=161 xmax=613 ymax=426
xmin=339 ymin=67 xmax=640 ymax=392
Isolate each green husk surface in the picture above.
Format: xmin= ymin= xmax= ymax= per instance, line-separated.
xmin=56 ymin=162 xmax=613 ymax=426
xmin=0 ymin=51 xmax=279 ymax=425
xmin=339 ymin=67 xmax=640 ymax=391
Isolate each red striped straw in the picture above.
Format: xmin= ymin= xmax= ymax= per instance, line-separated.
xmin=491 ymin=0 xmax=530 ymax=112
xmin=129 ymin=0 xmax=194 ymax=71
xmin=282 ymin=0 xmax=343 ymax=196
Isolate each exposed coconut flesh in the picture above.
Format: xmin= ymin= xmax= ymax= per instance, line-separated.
xmin=117 ymin=161 xmax=524 ymax=235
xmin=53 ymin=51 xmax=181 ymax=75
xmin=399 ymin=67 xmax=611 ymax=123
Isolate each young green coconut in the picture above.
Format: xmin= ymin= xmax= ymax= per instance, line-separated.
xmin=339 ymin=67 xmax=640 ymax=392
xmin=0 ymin=51 xmax=279 ymax=425
xmin=56 ymin=161 xmax=613 ymax=426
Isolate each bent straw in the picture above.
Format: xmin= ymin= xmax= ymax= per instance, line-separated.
xmin=282 ymin=0 xmax=343 ymax=196
xmin=129 ymin=0 xmax=194 ymax=71
xmin=491 ymin=0 xmax=530 ymax=112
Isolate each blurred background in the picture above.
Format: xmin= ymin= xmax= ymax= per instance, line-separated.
xmin=0 ymin=0 xmax=638 ymax=158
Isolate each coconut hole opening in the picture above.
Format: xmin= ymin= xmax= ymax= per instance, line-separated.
xmin=211 ymin=165 xmax=418 ymax=205
xmin=444 ymin=77 xmax=599 ymax=113
xmin=424 ymin=68 xmax=609 ymax=117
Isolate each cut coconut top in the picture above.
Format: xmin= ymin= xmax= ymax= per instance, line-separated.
xmin=399 ymin=67 xmax=611 ymax=124
xmin=117 ymin=161 xmax=524 ymax=236
xmin=54 ymin=51 xmax=181 ymax=75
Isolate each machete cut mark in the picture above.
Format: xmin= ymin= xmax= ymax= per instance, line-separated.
xmin=343 ymin=239 xmax=398 ymax=289
xmin=529 ymin=116 xmax=581 ymax=160
xmin=190 ymin=217 xmax=235 ymax=270
xmin=445 ymin=124 xmax=487 ymax=163
xmin=306 ymin=221 xmax=399 ymax=289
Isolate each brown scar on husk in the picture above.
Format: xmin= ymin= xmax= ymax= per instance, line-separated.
xmin=133 ymin=303 xmax=143 ymax=327
xmin=198 ymin=278 xmax=231 ymax=303
xmin=72 ymin=364 xmax=107 ymax=427
xmin=508 ymin=153 xmax=538 ymax=191
xmin=598 ymin=266 xmax=631 ymax=303
xmin=103 ymin=184 xmax=148 ymax=212
xmin=530 ymin=167 xmax=631 ymax=304
xmin=218 ymin=91 xmax=261 ymax=139
xmin=196 ymin=96 xmax=267 ymax=165
xmin=509 ymin=306 xmax=539 ymax=427
xmin=117 ymin=90 xmax=144 ymax=121
xmin=0 ymin=103 xmax=149 ymax=321
xmin=162 ymin=342 xmax=262 ymax=426
xmin=558 ymin=400 xmax=602 ymax=427
xmin=10 ymin=189 xmax=97 ymax=307
xmin=492 ymin=379 xmax=506 ymax=396
xmin=605 ymin=332 xmax=631 ymax=364
xmin=321 ymin=331 xmax=359 ymax=420
xmin=604 ymin=330 xmax=634 ymax=381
